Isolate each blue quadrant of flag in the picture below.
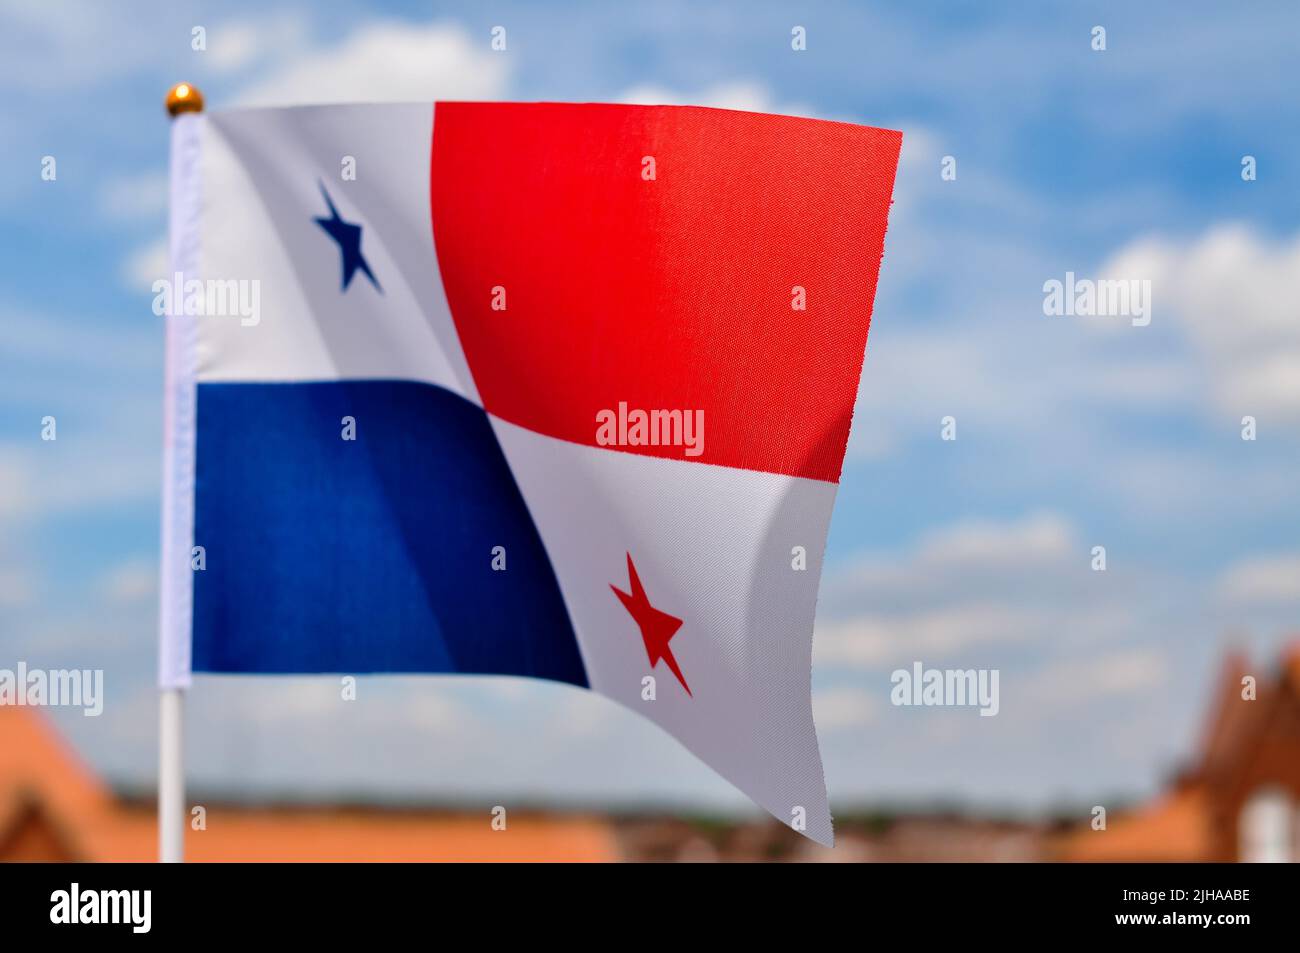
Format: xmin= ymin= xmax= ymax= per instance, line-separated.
xmin=190 ymin=379 xmax=588 ymax=686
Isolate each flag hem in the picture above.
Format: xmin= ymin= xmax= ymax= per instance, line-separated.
xmin=157 ymin=113 xmax=203 ymax=689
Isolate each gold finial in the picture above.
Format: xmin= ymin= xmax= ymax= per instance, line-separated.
xmin=165 ymin=83 xmax=204 ymax=117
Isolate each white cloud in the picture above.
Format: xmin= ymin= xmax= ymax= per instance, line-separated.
xmin=1217 ymin=553 xmax=1300 ymax=605
xmin=813 ymin=688 xmax=878 ymax=731
xmin=618 ymin=80 xmax=813 ymax=117
xmin=99 ymin=171 xmax=168 ymax=222
xmin=0 ymin=307 xmax=157 ymax=375
xmin=549 ymin=688 xmax=622 ymax=740
xmin=817 ymin=604 xmax=1049 ymax=670
xmin=220 ymin=680 xmax=471 ymax=734
xmin=0 ymin=0 xmax=151 ymax=89
xmin=204 ymin=15 xmax=308 ymax=74
xmin=207 ymin=22 xmax=261 ymax=73
xmin=1024 ymin=649 xmax=1168 ymax=708
xmin=99 ymin=560 xmax=156 ymax=606
xmin=888 ymin=124 xmax=941 ymax=209
xmin=825 ymin=512 xmax=1074 ymax=604
xmin=812 ymin=514 xmax=1191 ymax=802
xmin=0 ymin=567 xmax=34 ymax=609
xmin=0 ymin=452 xmax=30 ymax=521
xmin=1102 ymin=224 xmax=1300 ymax=421
xmin=0 ymin=443 xmax=159 ymax=520
xmin=234 ymin=22 xmax=510 ymax=107
xmin=912 ymin=512 xmax=1072 ymax=570
xmin=815 ymin=512 xmax=1163 ymax=672
xmin=0 ymin=458 xmax=40 ymax=611
xmin=122 ymin=239 xmax=167 ymax=292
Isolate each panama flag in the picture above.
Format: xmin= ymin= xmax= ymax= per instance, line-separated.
xmin=158 ymin=102 xmax=900 ymax=845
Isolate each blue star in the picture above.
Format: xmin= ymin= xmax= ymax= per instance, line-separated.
xmin=313 ymin=182 xmax=381 ymax=293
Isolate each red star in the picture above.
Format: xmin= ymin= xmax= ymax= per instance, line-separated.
xmin=610 ymin=553 xmax=691 ymax=697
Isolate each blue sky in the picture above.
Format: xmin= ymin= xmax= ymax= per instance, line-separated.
xmin=2 ymin=1 xmax=1298 ymax=818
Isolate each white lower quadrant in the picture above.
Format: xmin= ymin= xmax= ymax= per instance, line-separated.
xmin=490 ymin=416 xmax=839 ymax=845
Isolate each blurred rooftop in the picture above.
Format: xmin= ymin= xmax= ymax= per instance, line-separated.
xmin=4 ymin=641 xmax=1297 ymax=862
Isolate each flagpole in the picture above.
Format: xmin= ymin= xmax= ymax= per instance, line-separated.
xmin=158 ymin=686 xmax=184 ymax=862
xmin=158 ymin=82 xmax=203 ymax=864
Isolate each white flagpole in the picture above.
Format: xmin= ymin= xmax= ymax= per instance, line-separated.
xmin=158 ymin=82 xmax=204 ymax=863
xmin=159 ymin=687 xmax=185 ymax=862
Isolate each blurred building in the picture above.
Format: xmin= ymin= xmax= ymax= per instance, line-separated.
xmin=1060 ymin=644 xmax=1300 ymax=862
xmin=0 ymin=703 xmax=1062 ymax=862
xmin=9 ymin=643 xmax=1297 ymax=863
xmin=0 ymin=705 xmax=616 ymax=861
xmin=615 ymin=813 xmax=1056 ymax=862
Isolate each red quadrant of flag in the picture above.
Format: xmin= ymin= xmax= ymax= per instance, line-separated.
xmin=430 ymin=102 xmax=901 ymax=484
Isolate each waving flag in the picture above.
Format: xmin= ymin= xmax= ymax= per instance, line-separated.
xmin=159 ymin=102 xmax=901 ymax=845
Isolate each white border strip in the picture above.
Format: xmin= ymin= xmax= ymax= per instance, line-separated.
xmin=157 ymin=113 xmax=203 ymax=688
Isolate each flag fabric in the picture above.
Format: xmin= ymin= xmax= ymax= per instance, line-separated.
xmin=159 ymin=102 xmax=901 ymax=845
